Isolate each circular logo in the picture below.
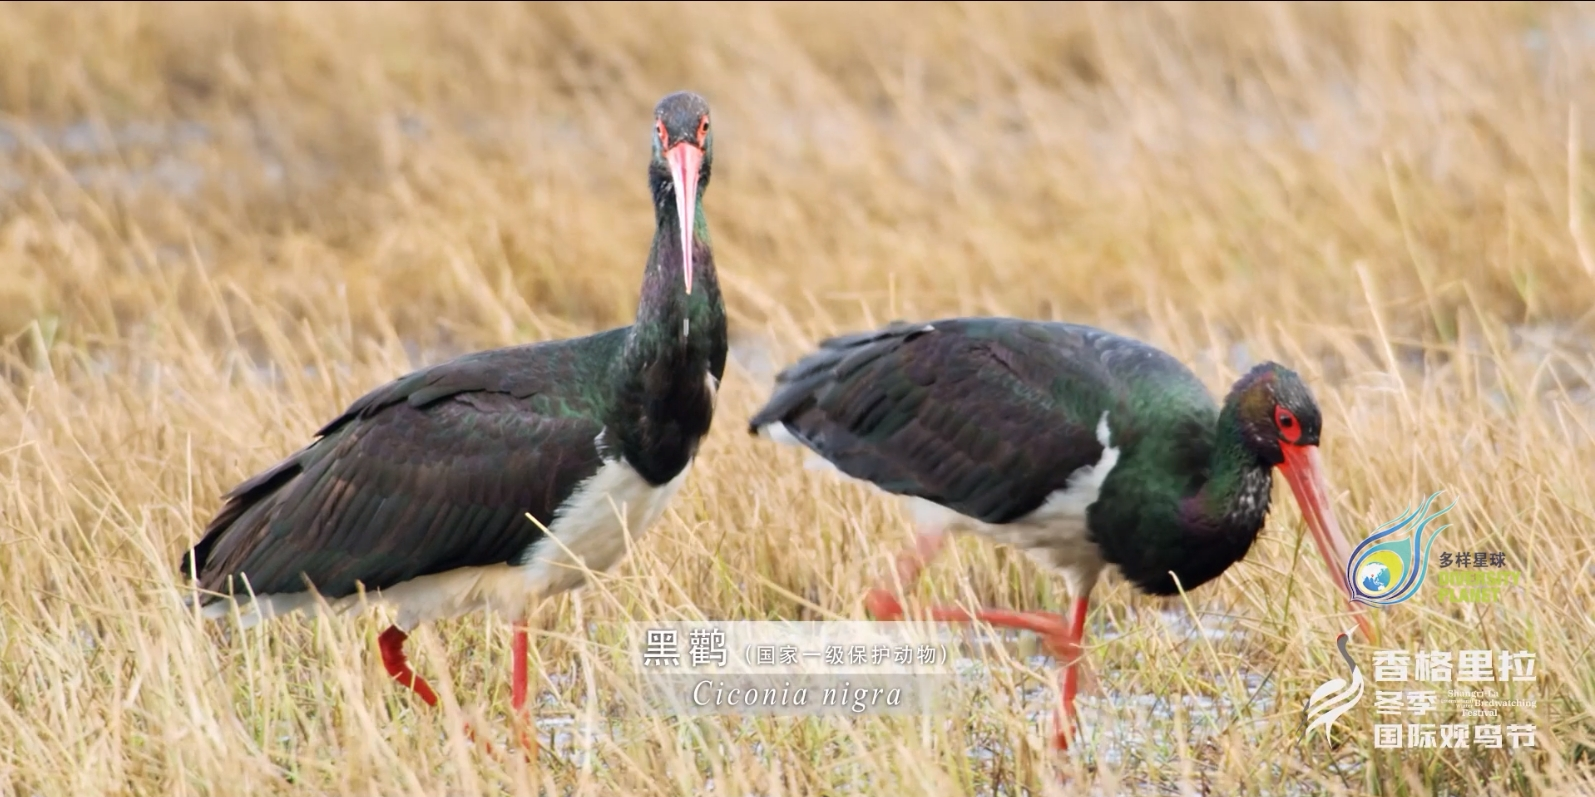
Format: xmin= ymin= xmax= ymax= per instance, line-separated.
xmin=1354 ymin=551 xmax=1405 ymax=597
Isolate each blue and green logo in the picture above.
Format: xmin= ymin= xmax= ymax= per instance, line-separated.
xmin=1344 ymin=492 xmax=1455 ymax=606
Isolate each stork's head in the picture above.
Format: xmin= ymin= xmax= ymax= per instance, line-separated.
xmin=1228 ymin=362 xmax=1374 ymax=642
xmin=649 ymin=91 xmax=713 ymax=295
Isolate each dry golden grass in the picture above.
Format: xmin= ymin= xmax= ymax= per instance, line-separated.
xmin=2 ymin=1 xmax=1593 ymax=794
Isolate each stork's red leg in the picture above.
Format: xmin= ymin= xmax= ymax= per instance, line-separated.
xmin=1055 ymin=596 xmax=1089 ymax=750
xmin=512 ymin=624 xmax=529 ymax=710
xmin=510 ymin=623 xmax=539 ymax=761
xmin=378 ymin=626 xmax=439 ymax=706
xmin=864 ymin=527 xmax=947 ymax=620
xmin=870 ymin=594 xmax=1092 ymax=751
xmin=378 ymin=625 xmax=496 ymax=753
xmin=861 ymin=529 xmax=1090 ymax=750
xmin=916 ymin=599 xmax=1088 ymax=750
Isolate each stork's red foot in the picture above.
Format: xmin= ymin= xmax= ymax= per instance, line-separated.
xmin=864 ymin=588 xmax=906 ymax=621
xmin=377 ymin=625 xmax=500 ymax=754
xmin=460 ymin=720 xmax=498 ymax=755
xmin=510 ymin=711 xmax=540 ymax=761
xmin=863 ymin=595 xmax=1089 ymax=752
xmin=864 ymin=532 xmax=1090 ymax=753
xmin=912 ymin=604 xmax=1085 ymax=752
xmin=1053 ymin=663 xmax=1081 ymax=751
xmin=379 ymin=626 xmax=439 ymax=706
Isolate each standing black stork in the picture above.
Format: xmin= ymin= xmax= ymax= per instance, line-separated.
xmin=181 ymin=91 xmax=726 ymax=754
xmin=748 ymin=318 xmax=1371 ymax=750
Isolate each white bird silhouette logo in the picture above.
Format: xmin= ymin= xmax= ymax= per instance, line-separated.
xmin=1303 ymin=625 xmax=1364 ymax=743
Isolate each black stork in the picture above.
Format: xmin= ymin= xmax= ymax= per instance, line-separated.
xmin=181 ymin=91 xmax=726 ymax=754
xmin=748 ymin=317 xmax=1371 ymax=750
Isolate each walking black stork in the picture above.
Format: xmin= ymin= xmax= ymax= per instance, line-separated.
xmin=748 ymin=317 xmax=1371 ymax=750
xmin=181 ymin=91 xmax=726 ymax=755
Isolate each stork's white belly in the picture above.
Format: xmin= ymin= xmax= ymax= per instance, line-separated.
xmin=205 ymin=456 xmax=690 ymax=631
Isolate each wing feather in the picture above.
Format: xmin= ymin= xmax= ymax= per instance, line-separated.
xmin=184 ymin=339 xmax=619 ymax=603
xmin=750 ymin=319 xmax=1122 ymax=525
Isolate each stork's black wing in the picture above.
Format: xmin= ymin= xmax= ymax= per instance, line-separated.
xmin=749 ymin=318 xmax=1155 ymax=525
xmin=183 ymin=331 xmax=627 ymax=602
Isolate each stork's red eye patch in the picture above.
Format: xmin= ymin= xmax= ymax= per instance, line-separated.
xmin=1274 ymin=406 xmax=1302 ymax=443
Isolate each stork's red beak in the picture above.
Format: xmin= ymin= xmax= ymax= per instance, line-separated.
xmin=665 ymin=142 xmax=703 ymax=295
xmin=1278 ymin=443 xmax=1376 ymax=643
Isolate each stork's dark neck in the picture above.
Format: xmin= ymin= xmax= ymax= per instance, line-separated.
xmin=1187 ymin=403 xmax=1275 ymax=538
xmin=604 ymin=185 xmax=728 ymax=485
xmin=632 ymin=186 xmax=722 ymax=337
xmin=1100 ymin=401 xmax=1275 ymax=597
xmin=1157 ymin=402 xmax=1275 ymax=592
